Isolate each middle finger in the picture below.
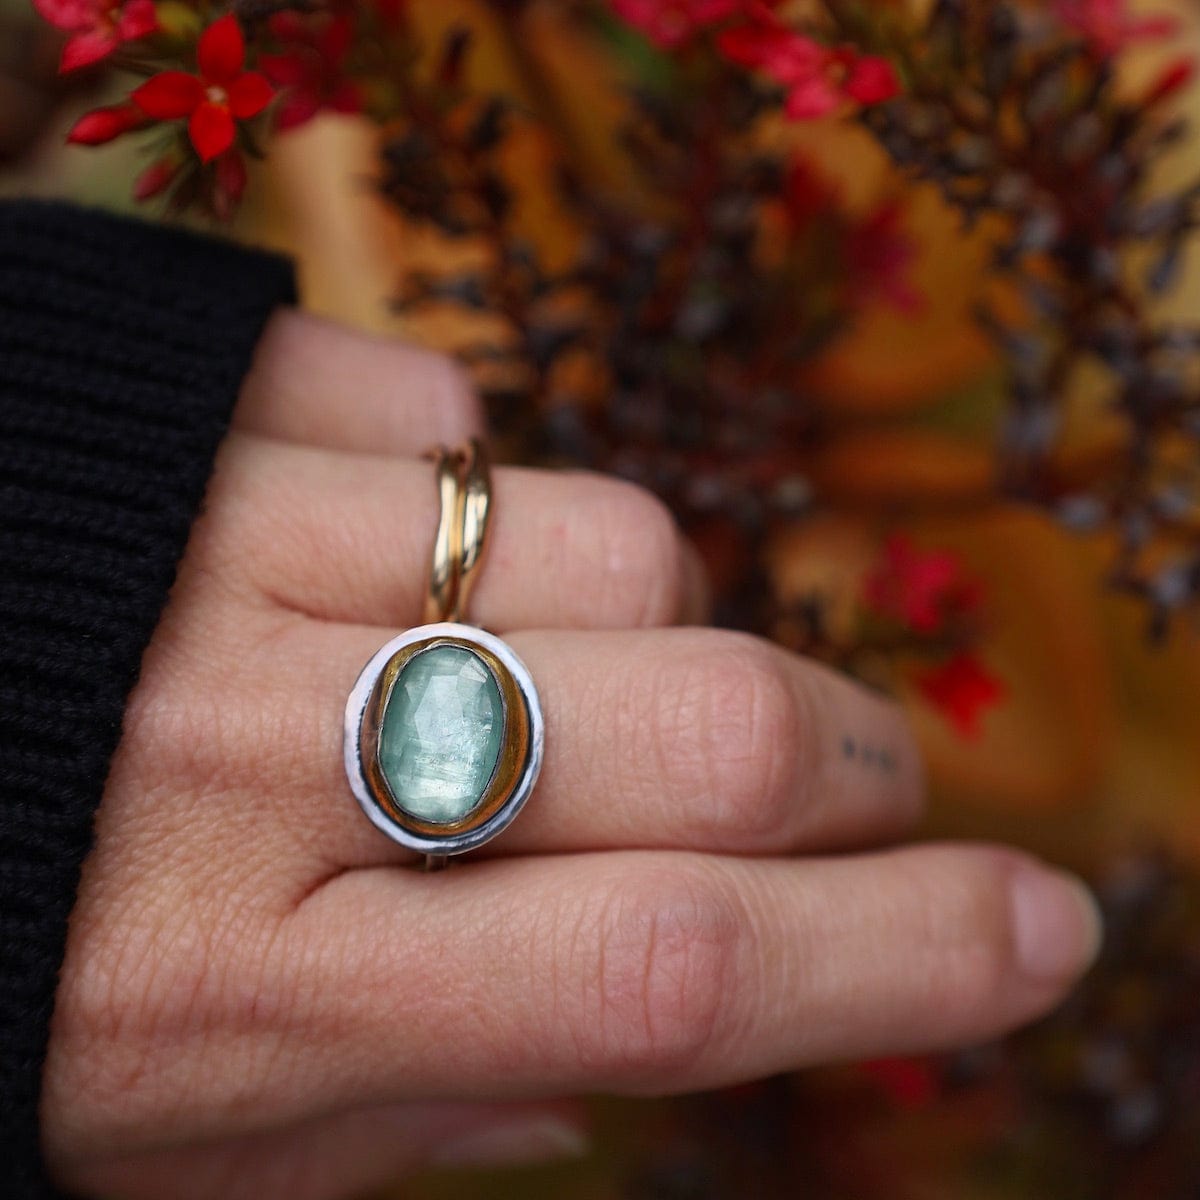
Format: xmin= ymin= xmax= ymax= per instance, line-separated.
xmin=213 ymin=434 xmax=706 ymax=632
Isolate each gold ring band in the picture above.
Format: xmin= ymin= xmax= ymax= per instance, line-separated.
xmin=423 ymin=439 xmax=493 ymax=625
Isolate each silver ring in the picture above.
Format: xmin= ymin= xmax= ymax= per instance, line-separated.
xmin=344 ymin=622 xmax=544 ymax=861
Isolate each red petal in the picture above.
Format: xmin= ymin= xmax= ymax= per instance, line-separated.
xmin=32 ymin=0 xmax=92 ymax=33
xmin=859 ymin=1059 xmax=940 ymax=1110
xmin=785 ymin=77 xmax=839 ymax=119
xmin=375 ymin=0 xmax=408 ymax=30
xmin=1145 ymin=57 xmax=1196 ymax=105
xmin=212 ymin=150 xmax=248 ymax=221
xmin=716 ymin=26 xmax=771 ymax=69
xmin=267 ymin=11 xmax=307 ymax=42
xmin=330 ymin=82 xmax=363 ymax=115
xmin=320 ymin=14 xmax=355 ymax=63
xmin=67 ymin=104 xmax=141 ymax=145
xmin=844 ymin=56 xmax=901 ymax=105
xmin=915 ymin=655 xmax=1005 ymax=739
xmin=274 ymin=88 xmax=322 ymax=131
xmin=116 ymin=0 xmax=159 ymax=42
xmin=60 ymin=29 xmax=117 ymax=72
xmin=216 ymin=149 xmax=248 ymax=202
xmin=1128 ymin=15 xmax=1181 ymax=41
xmin=133 ymin=158 xmax=179 ymax=200
xmin=259 ymin=52 xmax=309 ymax=87
xmin=189 ymin=100 xmax=235 ymax=162
xmin=198 ymin=14 xmax=246 ymax=86
xmin=227 ymin=71 xmax=274 ymax=119
xmin=133 ymin=71 xmax=204 ymax=118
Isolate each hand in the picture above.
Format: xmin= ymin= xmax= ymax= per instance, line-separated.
xmin=43 ymin=313 xmax=1102 ymax=1199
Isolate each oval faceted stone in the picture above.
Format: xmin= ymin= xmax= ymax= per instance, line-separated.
xmin=378 ymin=645 xmax=505 ymax=824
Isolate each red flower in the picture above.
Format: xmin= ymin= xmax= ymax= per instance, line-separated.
xmin=720 ymin=23 xmax=836 ymax=114
xmin=66 ymin=102 xmax=144 ymax=145
xmin=781 ymin=158 xmax=841 ymax=229
xmin=611 ymin=0 xmax=742 ymax=49
xmin=718 ymin=16 xmax=898 ymax=118
xmin=132 ymin=15 xmax=274 ymax=163
xmin=915 ymin=654 xmax=1005 ymax=739
xmin=864 ymin=535 xmax=980 ymax=633
xmin=33 ymin=0 xmax=157 ymax=73
xmin=609 ymin=0 xmax=899 ymax=114
xmin=261 ymin=12 xmax=363 ymax=132
xmin=859 ymin=1058 xmax=941 ymax=1110
xmin=1053 ymin=0 xmax=1178 ymax=58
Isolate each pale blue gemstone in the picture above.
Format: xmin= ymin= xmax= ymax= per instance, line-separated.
xmin=378 ymin=645 xmax=504 ymax=824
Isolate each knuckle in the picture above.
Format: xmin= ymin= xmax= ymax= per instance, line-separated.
xmin=587 ymin=477 xmax=686 ymax=627
xmin=574 ymin=863 xmax=741 ymax=1084
xmin=120 ymin=657 xmax=258 ymax=798
xmin=48 ymin=884 xmax=290 ymax=1153
xmin=47 ymin=898 xmax=208 ymax=1144
xmin=662 ymin=635 xmax=802 ymax=847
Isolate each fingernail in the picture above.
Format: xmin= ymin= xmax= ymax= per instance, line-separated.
xmin=1010 ymin=864 xmax=1104 ymax=982
xmin=429 ymin=1116 xmax=590 ymax=1170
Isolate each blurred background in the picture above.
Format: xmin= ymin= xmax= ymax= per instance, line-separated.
xmin=4 ymin=0 xmax=1199 ymax=1195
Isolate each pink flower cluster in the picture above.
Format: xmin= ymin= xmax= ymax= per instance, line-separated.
xmin=863 ymin=535 xmax=1004 ymax=739
xmin=611 ymin=0 xmax=901 ymax=118
xmin=1052 ymin=0 xmax=1178 ymax=58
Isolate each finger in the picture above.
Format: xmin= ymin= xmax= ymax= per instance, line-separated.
xmin=234 ymin=310 xmax=484 ymax=455
xmin=286 ymin=845 xmax=1101 ymax=1114
xmin=210 ymin=433 xmax=704 ymax=630
xmin=57 ymin=1100 xmax=587 ymax=1200
xmin=273 ymin=624 xmax=921 ymax=871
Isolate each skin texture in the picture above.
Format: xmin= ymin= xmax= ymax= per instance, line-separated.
xmin=42 ymin=312 xmax=1102 ymax=1200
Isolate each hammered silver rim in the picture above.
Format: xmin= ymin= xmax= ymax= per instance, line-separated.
xmin=344 ymin=622 xmax=544 ymax=856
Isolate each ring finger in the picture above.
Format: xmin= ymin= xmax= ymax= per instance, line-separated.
xmin=251 ymin=623 xmax=923 ymax=872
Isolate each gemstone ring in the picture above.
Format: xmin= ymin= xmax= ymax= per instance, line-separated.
xmin=343 ymin=441 xmax=544 ymax=869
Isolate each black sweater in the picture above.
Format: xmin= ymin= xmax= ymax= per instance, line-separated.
xmin=0 ymin=201 xmax=296 ymax=1199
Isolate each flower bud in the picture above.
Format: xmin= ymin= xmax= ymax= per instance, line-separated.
xmin=66 ymin=105 xmax=143 ymax=146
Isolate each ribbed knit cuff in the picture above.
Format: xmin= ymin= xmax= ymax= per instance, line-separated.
xmin=0 ymin=201 xmax=296 ymax=1199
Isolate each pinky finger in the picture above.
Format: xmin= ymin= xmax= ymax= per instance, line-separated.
xmin=234 ymin=311 xmax=484 ymax=456
xmin=55 ymin=1100 xmax=589 ymax=1200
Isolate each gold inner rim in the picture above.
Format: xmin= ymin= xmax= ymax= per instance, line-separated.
xmin=361 ymin=636 xmax=531 ymax=838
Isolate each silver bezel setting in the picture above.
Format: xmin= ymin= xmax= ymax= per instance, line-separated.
xmin=344 ymin=622 xmax=544 ymax=857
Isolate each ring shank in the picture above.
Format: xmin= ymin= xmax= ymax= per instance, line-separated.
xmin=423 ymin=439 xmax=492 ymax=626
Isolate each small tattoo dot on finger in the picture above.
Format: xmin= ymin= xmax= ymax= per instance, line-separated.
xmin=841 ymin=735 xmax=899 ymax=775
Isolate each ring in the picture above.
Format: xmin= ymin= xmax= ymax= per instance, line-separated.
xmin=343 ymin=440 xmax=544 ymax=869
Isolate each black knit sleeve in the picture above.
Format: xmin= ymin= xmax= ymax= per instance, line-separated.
xmin=0 ymin=200 xmax=296 ymax=1198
